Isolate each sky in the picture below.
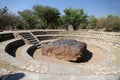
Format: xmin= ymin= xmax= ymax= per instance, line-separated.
xmin=0 ymin=0 xmax=120 ymax=17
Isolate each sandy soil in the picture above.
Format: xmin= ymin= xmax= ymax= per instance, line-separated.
xmin=33 ymin=45 xmax=106 ymax=65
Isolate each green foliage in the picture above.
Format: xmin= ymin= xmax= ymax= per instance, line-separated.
xmin=18 ymin=10 xmax=38 ymax=29
xmin=0 ymin=6 xmax=8 ymax=15
xmin=88 ymin=16 xmax=97 ymax=29
xmin=59 ymin=16 xmax=68 ymax=29
xmin=0 ymin=6 xmax=120 ymax=32
xmin=97 ymin=15 xmax=120 ymax=32
xmin=61 ymin=8 xmax=88 ymax=30
xmin=0 ymin=6 xmax=8 ymax=29
xmin=0 ymin=7 xmax=20 ymax=30
xmin=33 ymin=5 xmax=60 ymax=29
xmin=18 ymin=5 xmax=60 ymax=29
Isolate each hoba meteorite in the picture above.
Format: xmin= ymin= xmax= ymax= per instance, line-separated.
xmin=41 ymin=39 xmax=87 ymax=61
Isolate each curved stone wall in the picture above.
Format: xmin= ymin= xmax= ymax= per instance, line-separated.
xmin=0 ymin=33 xmax=15 ymax=42
xmin=32 ymin=30 xmax=65 ymax=35
xmin=5 ymin=39 xmax=25 ymax=57
xmin=37 ymin=35 xmax=64 ymax=41
xmin=27 ymin=45 xmax=38 ymax=57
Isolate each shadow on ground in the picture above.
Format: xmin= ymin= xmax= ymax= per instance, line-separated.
xmin=70 ymin=50 xmax=93 ymax=63
xmin=27 ymin=45 xmax=93 ymax=63
xmin=0 ymin=73 xmax=25 ymax=80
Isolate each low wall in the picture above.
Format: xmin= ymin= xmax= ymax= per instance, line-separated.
xmin=32 ymin=31 xmax=64 ymax=35
xmin=0 ymin=33 xmax=15 ymax=42
xmin=37 ymin=36 xmax=64 ymax=41
xmin=5 ymin=39 xmax=25 ymax=57
xmin=27 ymin=46 xmax=38 ymax=57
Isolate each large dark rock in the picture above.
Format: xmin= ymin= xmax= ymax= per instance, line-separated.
xmin=41 ymin=39 xmax=87 ymax=61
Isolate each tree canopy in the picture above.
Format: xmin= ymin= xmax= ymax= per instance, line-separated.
xmin=0 ymin=6 xmax=20 ymax=30
xmin=60 ymin=8 xmax=88 ymax=30
xmin=18 ymin=10 xmax=38 ymax=29
xmin=18 ymin=5 xmax=60 ymax=29
xmin=88 ymin=16 xmax=97 ymax=29
xmin=0 ymin=6 xmax=120 ymax=32
xmin=97 ymin=15 xmax=120 ymax=31
xmin=33 ymin=5 xmax=60 ymax=29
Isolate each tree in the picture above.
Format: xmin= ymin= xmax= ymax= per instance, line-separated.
xmin=96 ymin=15 xmax=120 ymax=32
xmin=5 ymin=12 xmax=20 ymax=30
xmin=0 ymin=6 xmax=20 ymax=30
xmin=59 ymin=16 xmax=68 ymax=29
xmin=0 ymin=6 xmax=9 ymax=30
xmin=18 ymin=10 xmax=38 ymax=29
xmin=61 ymin=8 xmax=88 ymax=30
xmin=106 ymin=15 xmax=120 ymax=31
xmin=88 ymin=16 xmax=97 ymax=29
xmin=33 ymin=5 xmax=60 ymax=29
xmin=0 ymin=6 xmax=8 ymax=15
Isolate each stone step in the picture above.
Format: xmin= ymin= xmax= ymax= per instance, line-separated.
xmin=19 ymin=33 xmax=30 ymax=36
xmin=30 ymin=41 xmax=39 ymax=45
xmin=22 ymin=35 xmax=34 ymax=38
xmin=18 ymin=32 xmax=40 ymax=45
xmin=26 ymin=37 xmax=36 ymax=40
xmin=29 ymin=39 xmax=37 ymax=42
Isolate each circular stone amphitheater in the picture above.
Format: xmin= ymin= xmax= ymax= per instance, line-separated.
xmin=0 ymin=30 xmax=120 ymax=80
